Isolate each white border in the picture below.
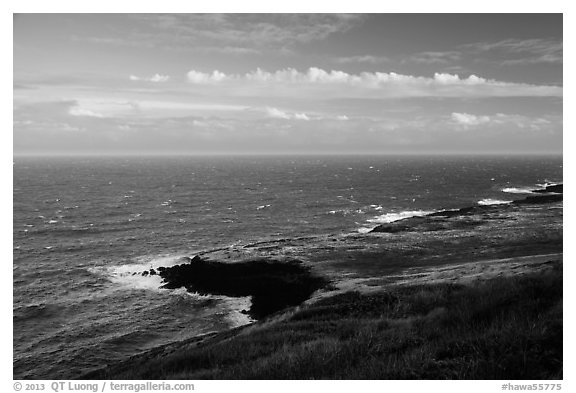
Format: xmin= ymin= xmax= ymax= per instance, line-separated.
xmin=5 ymin=2 xmax=571 ymax=391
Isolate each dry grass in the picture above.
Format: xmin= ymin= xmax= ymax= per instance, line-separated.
xmin=99 ymin=263 xmax=562 ymax=380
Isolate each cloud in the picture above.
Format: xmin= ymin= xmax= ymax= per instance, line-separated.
xmin=185 ymin=67 xmax=562 ymax=97
xmin=463 ymin=38 xmax=562 ymax=65
xmin=186 ymin=70 xmax=228 ymax=84
xmin=450 ymin=112 xmax=558 ymax=131
xmin=74 ymin=14 xmax=365 ymax=53
xmin=129 ymin=74 xmax=170 ymax=82
xmin=451 ymin=112 xmax=491 ymax=127
xmin=196 ymin=46 xmax=261 ymax=55
xmin=14 ymin=105 xmax=562 ymax=155
xmin=293 ymin=113 xmax=310 ymax=121
xmin=143 ymin=14 xmax=364 ymax=46
xmin=334 ymin=55 xmax=390 ymax=64
xmin=68 ymin=106 xmax=105 ymax=118
xmin=405 ymin=51 xmax=461 ymax=64
xmin=266 ymin=107 xmax=310 ymax=121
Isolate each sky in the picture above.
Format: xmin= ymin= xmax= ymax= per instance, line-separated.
xmin=13 ymin=13 xmax=563 ymax=155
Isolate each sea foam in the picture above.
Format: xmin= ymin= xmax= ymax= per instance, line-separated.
xmin=366 ymin=210 xmax=435 ymax=224
xmin=477 ymin=199 xmax=512 ymax=206
xmin=96 ymin=255 xmax=192 ymax=293
xmin=358 ymin=209 xmax=435 ymax=233
xmin=502 ymin=187 xmax=535 ymax=194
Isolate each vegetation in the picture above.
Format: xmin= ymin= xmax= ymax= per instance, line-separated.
xmin=100 ymin=263 xmax=562 ymax=379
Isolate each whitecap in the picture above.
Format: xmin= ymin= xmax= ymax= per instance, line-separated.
xmin=169 ymin=288 xmax=214 ymax=301
xmin=366 ymin=210 xmax=435 ymax=224
xmin=502 ymin=187 xmax=534 ymax=194
xmin=217 ymin=296 xmax=254 ymax=327
xmin=328 ymin=209 xmax=352 ymax=216
xmin=102 ymin=267 xmax=164 ymax=292
xmin=94 ymin=255 xmax=193 ymax=292
xmin=536 ymin=181 xmax=561 ymax=188
xmin=477 ymin=199 xmax=512 ymax=206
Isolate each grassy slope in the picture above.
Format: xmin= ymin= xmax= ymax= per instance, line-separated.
xmin=105 ymin=263 xmax=562 ymax=380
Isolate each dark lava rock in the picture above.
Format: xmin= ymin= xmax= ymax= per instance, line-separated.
xmin=370 ymin=221 xmax=416 ymax=233
xmin=533 ymin=184 xmax=563 ymax=194
xmin=428 ymin=206 xmax=479 ymax=218
xmin=156 ymin=256 xmax=328 ymax=320
xmin=369 ymin=212 xmax=485 ymax=233
xmin=370 ymin=191 xmax=563 ymax=234
xmin=514 ymin=194 xmax=563 ymax=204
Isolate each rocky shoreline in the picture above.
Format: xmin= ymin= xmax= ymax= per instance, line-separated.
xmin=145 ymin=256 xmax=328 ymax=319
xmin=83 ymin=183 xmax=563 ymax=379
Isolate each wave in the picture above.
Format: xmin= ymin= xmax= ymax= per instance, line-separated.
xmin=536 ymin=181 xmax=562 ymax=188
xmin=502 ymin=187 xmax=535 ymax=194
xmin=366 ymin=210 xmax=436 ymax=224
xmin=93 ymin=255 xmax=193 ymax=293
xmin=328 ymin=208 xmax=360 ymax=216
xmin=357 ymin=209 xmax=436 ymax=233
xmin=477 ymin=199 xmax=513 ymax=206
xmin=219 ymin=296 xmax=254 ymax=327
xmin=13 ymin=303 xmax=62 ymax=322
xmin=330 ymin=205 xmax=382 ymax=216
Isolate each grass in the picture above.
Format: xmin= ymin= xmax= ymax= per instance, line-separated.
xmin=98 ymin=264 xmax=562 ymax=380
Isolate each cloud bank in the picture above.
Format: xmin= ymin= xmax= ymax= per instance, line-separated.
xmin=184 ymin=67 xmax=562 ymax=98
xmin=129 ymin=74 xmax=171 ymax=82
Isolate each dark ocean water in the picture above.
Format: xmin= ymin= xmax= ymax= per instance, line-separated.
xmin=13 ymin=155 xmax=562 ymax=379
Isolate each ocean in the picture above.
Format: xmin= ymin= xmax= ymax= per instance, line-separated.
xmin=13 ymin=155 xmax=562 ymax=379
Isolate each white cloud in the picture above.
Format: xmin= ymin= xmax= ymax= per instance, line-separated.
xmin=450 ymin=112 xmax=559 ymax=131
xmin=129 ymin=74 xmax=170 ymax=82
xmin=184 ymin=67 xmax=562 ymax=97
xmin=266 ymin=107 xmax=310 ymax=121
xmin=451 ymin=112 xmax=491 ymax=127
xmin=150 ymin=74 xmax=170 ymax=82
xmin=266 ymin=107 xmax=291 ymax=119
xmin=293 ymin=113 xmax=310 ymax=121
xmin=187 ymin=70 xmax=228 ymax=84
xmin=68 ymin=106 xmax=104 ymax=118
